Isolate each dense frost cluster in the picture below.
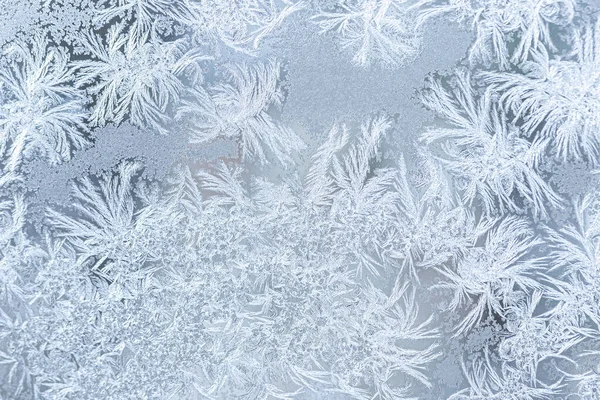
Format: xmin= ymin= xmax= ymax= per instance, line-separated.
xmin=2 ymin=0 xmax=600 ymax=399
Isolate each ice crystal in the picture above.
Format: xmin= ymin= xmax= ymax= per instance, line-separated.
xmin=1 ymin=0 xmax=600 ymax=399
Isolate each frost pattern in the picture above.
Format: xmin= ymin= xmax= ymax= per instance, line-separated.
xmin=1 ymin=0 xmax=600 ymax=399
xmin=313 ymin=0 xmax=423 ymax=67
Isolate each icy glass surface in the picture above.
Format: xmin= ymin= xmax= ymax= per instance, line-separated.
xmin=1 ymin=0 xmax=600 ymax=399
